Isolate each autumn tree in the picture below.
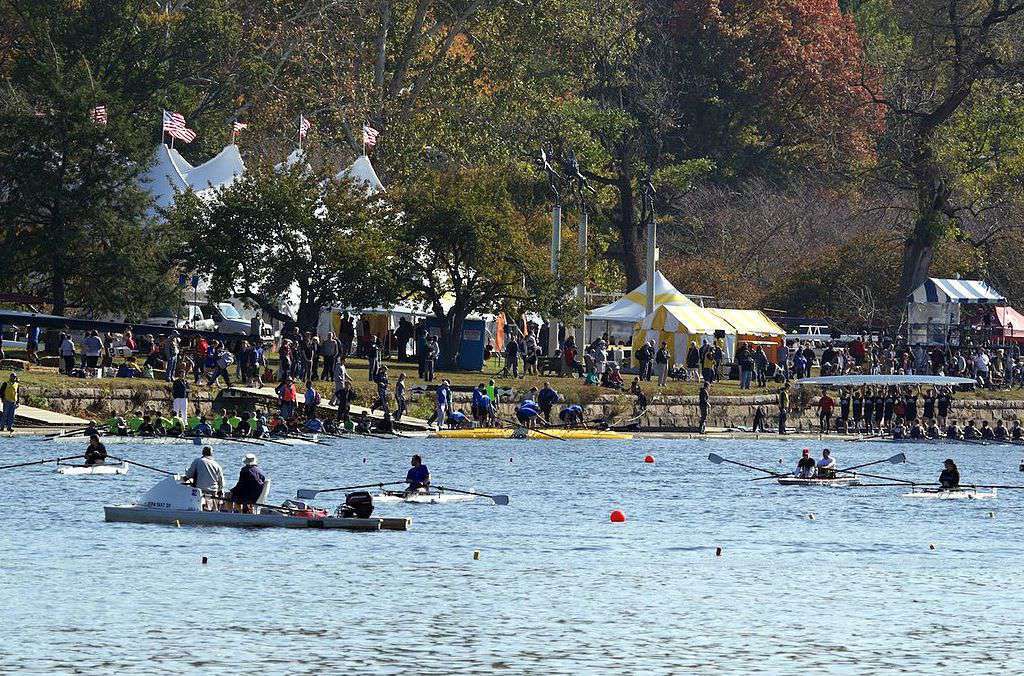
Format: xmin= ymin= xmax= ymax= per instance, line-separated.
xmin=168 ymin=165 xmax=403 ymax=331
xmin=392 ymin=166 xmax=583 ymax=367
xmin=855 ymin=0 xmax=1024 ymax=297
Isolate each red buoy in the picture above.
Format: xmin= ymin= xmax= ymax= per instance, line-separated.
xmin=644 ymin=454 xmax=655 ymax=463
xmin=610 ymin=510 xmax=626 ymax=523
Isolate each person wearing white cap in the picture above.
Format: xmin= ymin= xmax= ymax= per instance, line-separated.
xmin=227 ymin=453 xmax=267 ymax=510
xmin=183 ymin=445 xmax=224 ymax=494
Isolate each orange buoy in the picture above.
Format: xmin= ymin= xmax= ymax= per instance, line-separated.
xmin=644 ymin=454 xmax=655 ymax=463
xmin=610 ymin=510 xmax=626 ymax=523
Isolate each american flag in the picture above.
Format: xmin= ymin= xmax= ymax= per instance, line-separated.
xmin=362 ymin=124 xmax=379 ymax=148
xmin=90 ymin=105 xmax=107 ymax=125
xmin=233 ymin=121 xmax=248 ymax=132
xmin=299 ymin=114 xmax=311 ymax=139
xmin=162 ymin=109 xmax=196 ymax=143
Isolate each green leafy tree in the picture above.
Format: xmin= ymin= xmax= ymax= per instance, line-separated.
xmin=168 ymin=165 xmax=403 ymax=331
xmin=392 ymin=165 xmax=583 ymax=367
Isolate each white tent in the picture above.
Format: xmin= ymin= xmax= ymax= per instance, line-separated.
xmin=586 ymin=271 xmax=695 ymax=343
xmin=336 ymin=154 xmax=385 ymax=194
xmin=908 ymin=277 xmax=1007 ymax=345
xmin=138 ymin=143 xmax=245 ymax=214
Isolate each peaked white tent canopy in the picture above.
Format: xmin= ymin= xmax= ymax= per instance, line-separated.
xmin=587 ymin=271 xmax=693 ymax=323
xmin=337 ymin=154 xmax=385 ymax=194
xmin=139 ymin=143 xmax=245 ymax=214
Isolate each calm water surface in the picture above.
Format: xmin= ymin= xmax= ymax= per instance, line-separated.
xmin=1 ymin=434 xmax=1023 ymax=674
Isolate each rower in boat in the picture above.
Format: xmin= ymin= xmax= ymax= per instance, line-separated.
xmin=165 ymin=414 xmax=186 ymax=437
xmin=235 ymin=412 xmax=253 ymax=437
xmin=253 ymin=415 xmax=270 ymax=439
xmin=84 ymin=435 xmax=108 ymax=465
xmin=980 ymin=420 xmax=995 ymax=440
xmin=193 ymin=415 xmax=214 ymax=437
xmin=816 ymin=449 xmax=836 ymax=478
xmin=939 ymin=459 xmax=960 ymax=489
xmin=891 ymin=420 xmax=908 ymax=439
xmin=909 ymin=418 xmax=925 ymax=439
xmin=994 ymin=420 xmax=1009 ymax=441
xmin=1012 ymin=420 xmax=1024 ymax=441
xmin=305 ymin=415 xmax=325 ymax=434
xmin=559 ymin=404 xmax=585 ymax=428
xmin=183 ymin=446 xmax=225 ymax=498
xmin=217 ymin=415 xmax=234 ymax=438
xmin=946 ymin=420 xmax=963 ymax=440
xmin=406 ymin=454 xmax=430 ymax=494
xmin=113 ymin=416 xmax=129 ymax=437
xmin=226 ymin=453 xmax=267 ymax=513
xmin=926 ymin=419 xmax=942 ymax=439
xmin=963 ymin=420 xmax=982 ymax=440
xmin=137 ymin=415 xmax=156 ymax=437
xmin=796 ymin=449 xmax=816 ymax=478
xmin=82 ymin=421 xmax=99 ymax=437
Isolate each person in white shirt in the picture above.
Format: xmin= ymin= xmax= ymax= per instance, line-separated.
xmin=816 ymin=449 xmax=836 ymax=478
xmin=59 ymin=332 xmax=76 ymax=373
xmin=183 ymin=446 xmax=225 ymax=497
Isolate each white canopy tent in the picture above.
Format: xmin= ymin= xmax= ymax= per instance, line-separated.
xmin=586 ymin=271 xmax=695 ymax=343
xmin=632 ymin=303 xmax=738 ymax=365
xmin=908 ymin=277 xmax=1006 ymax=346
xmin=138 ymin=143 xmax=245 ymax=215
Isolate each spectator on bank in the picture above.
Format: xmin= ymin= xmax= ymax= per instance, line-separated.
xmin=59 ymin=332 xmax=76 ymax=374
xmin=655 ymin=341 xmax=670 ymax=387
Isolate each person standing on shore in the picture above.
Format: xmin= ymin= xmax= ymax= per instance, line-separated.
xmin=0 ymin=373 xmax=19 ymax=433
xmin=59 ymin=332 xmax=76 ymax=374
xmin=367 ymin=335 xmax=382 ymax=381
xmin=777 ymin=382 xmax=790 ymax=435
xmin=697 ymin=380 xmax=710 ymax=433
xmin=656 ymin=341 xmax=671 ymax=387
xmin=171 ymin=374 xmax=189 ymax=424
xmin=395 ymin=372 xmax=407 ymax=420
xmin=319 ymin=331 xmax=339 ymax=380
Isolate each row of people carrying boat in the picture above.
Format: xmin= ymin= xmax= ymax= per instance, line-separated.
xmin=812 ymin=385 xmax=956 ymax=434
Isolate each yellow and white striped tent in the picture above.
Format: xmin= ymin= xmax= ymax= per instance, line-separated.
xmin=632 ymin=302 xmax=737 ymax=366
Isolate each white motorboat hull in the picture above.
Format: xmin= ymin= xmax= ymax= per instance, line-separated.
xmin=776 ymin=476 xmax=861 ymax=487
xmin=902 ymin=487 xmax=998 ymax=500
xmin=372 ymin=490 xmax=478 ymax=504
xmin=103 ymin=505 xmax=410 ymax=530
xmin=58 ymin=463 xmax=128 ymax=476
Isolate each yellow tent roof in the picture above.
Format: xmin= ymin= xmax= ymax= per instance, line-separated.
xmin=708 ymin=309 xmax=785 ymax=336
xmin=638 ymin=303 xmax=735 ymax=335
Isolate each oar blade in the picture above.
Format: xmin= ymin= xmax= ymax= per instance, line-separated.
xmin=491 ymin=494 xmax=510 ymax=506
xmin=296 ymin=489 xmax=319 ymax=500
xmin=889 ymin=453 xmax=907 ymax=464
xmin=708 ymin=453 xmax=725 ymax=465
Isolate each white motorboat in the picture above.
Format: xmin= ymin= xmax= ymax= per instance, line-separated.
xmin=57 ymin=461 xmax=128 ymax=476
xmin=104 ymin=477 xmax=410 ymax=531
xmin=776 ymin=475 xmax=861 ymax=487
xmin=902 ymin=486 xmax=998 ymax=500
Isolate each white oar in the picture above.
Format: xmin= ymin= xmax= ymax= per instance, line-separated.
xmin=296 ymin=482 xmax=406 ymax=500
xmin=707 ymin=453 xmax=785 ymax=477
xmin=434 ymin=485 xmax=510 ymax=505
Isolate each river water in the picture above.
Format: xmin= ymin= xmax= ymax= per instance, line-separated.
xmin=1 ymin=434 xmax=1023 ymax=674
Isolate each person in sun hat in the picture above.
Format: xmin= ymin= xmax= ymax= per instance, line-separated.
xmin=227 ymin=453 xmax=267 ymax=511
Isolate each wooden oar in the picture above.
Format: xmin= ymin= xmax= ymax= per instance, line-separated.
xmin=434 ymin=485 xmax=509 ymax=505
xmin=106 ymin=455 xmax=175 ymax=476
xmin=0 ymin=455 xmax=86 ymax=470
xmin=46 ymin=426 xmax=88 ymax=439
xmin=296 ymin=481 xmax=407 ymax=500
xmin=707 ymin=453 xmax=785 ymax=477
xmin=838 ymin=453 xmax=906 ymax=473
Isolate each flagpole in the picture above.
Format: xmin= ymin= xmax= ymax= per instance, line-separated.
xmin=298 ymin=115 xmax=302 ymax=152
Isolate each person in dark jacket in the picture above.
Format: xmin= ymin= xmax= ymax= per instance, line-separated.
xmin=939 ymin=459 xmax=960 ymax=488
xmin=697 ymin=380 xmax=710 ymax=433
xmin=228 ymin=453 xmax=267 ymax=510
xmin=537 ymin=382 xmax=560 ymax=421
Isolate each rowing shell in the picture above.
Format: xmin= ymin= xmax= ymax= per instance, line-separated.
xmin=371 ymin=490 xmax=478 ymax=504
xmin=902 ymin=487 xmax=998 ymax=500
xmin=57 ymin=462 xmax=129 ymax=476
xmin=776 ymin=475 xmax=861 ymax=487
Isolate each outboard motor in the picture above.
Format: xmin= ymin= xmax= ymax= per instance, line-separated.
xmin=340 ymin=491 xmax=374 ymax=519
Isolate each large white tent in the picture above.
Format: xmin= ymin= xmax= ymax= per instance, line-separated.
xmin=908 ymin=277 xmax=1006 ymax=345
xmin=138 ymin=143 xmax=245 ymax=214
xmin=586 ymin=271 xmax=695 ymax=342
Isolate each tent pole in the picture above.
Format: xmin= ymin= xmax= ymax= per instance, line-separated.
xmin=645 ymin=191 xmax=657 ymax=316
xmin=574 ymin=209 xmax=587 ymax=350
xmin=547 ymin=203 xmax=561 ymax=356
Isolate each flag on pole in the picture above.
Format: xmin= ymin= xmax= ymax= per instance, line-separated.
xmin=232 ymin=121 xmax=248 ymax=133
xmin=162 ymin=109 xmax=196 ymax=143
xmin=90 ymin=105 xmax=108 ymax=125
xmin=299 ymin=114 xmax=311 ymax=140
xmin=362 ymin=124 xmax=379 ymax=148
